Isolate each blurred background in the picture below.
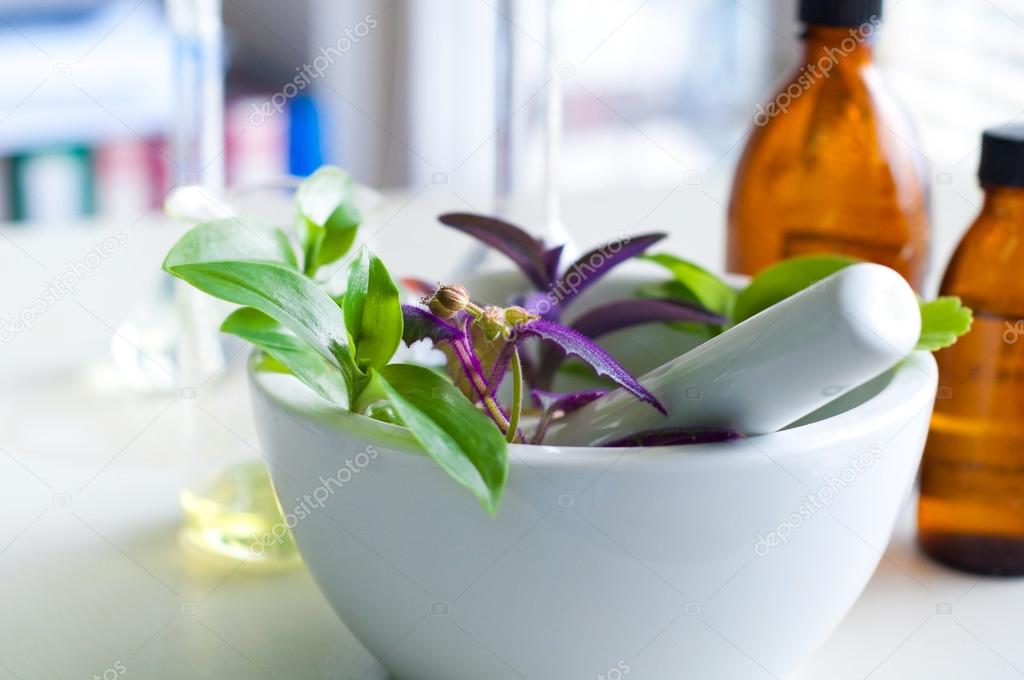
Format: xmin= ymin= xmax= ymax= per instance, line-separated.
xmin=2 ymin=0 xmax=1022 ymax=234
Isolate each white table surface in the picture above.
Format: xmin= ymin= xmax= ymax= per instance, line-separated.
xmin=2 ymin=184 xmax=1022 ymax=680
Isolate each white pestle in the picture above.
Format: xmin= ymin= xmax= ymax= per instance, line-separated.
xmin=543 ymin=263 xmax=922 ymax=446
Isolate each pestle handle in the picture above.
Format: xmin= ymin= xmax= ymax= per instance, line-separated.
xmin=543 ymin=263 xmax=922 ymax=446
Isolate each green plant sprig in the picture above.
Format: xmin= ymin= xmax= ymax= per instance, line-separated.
xmin=639 ymin=253 xmax=973 ymax=351
xmin=163 ymin=168 xmax=508 ymax=514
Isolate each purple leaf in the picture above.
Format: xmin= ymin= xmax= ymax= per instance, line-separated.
xmin=515 ymin=319 xmax=665 ymax=414
xmin=569 ymin=298 xmax=727 ymax=340
xmin=401 ymin=304 xmax=462 ymax=346
xmin=529 ymin=389 xmax=608 ymax=445
xmin=554 ymin=232 xmax=666 ymax=307
xmin=532 ymin=297 xmax=727 ymax=388
xmin=604 ymin=428 xmax=742 ymax=447
xmin=542 ymin=245 xmax=565 ymax=283
xmin=438 ymin=213 xmax=551 ymax=289
xmin=531 ymin=389 xmax=607 ymax=414
xmin=520 ymin=290 xmax=560 ymax=320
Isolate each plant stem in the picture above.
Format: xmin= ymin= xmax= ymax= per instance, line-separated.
xmin=531 ymin=410 xmax=554 ymax=445
xmin=351 ymin=371 xmax=386 ymax=413
xmin=483 ymin=394 xmax=511 ymax=432
xmin=506 ymin=348 xmax=522 ymax=443
xmin=450 ymin=333 xmax=511 ymax=432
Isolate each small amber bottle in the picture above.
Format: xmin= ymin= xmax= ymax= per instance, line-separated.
xmin=918 ymin=126 xmax=1024 ymax=576
xmin=727 ymin=0 xmax=930 ymax=289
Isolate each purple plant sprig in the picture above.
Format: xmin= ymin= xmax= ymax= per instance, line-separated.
xmin=533 ymin=298 xmax=731 ymax=386
xmin=513 ymin=320 xmax=664 ymax=414
xmin=437 ymin=212 xmax=667 ymax=318
xmin=402 ymin=304 xmax=514 ymax=436
xmin=402 ymin=283 xmax=666 ymax=443
xmin=435 ymin=212 xmax=723 ymax=389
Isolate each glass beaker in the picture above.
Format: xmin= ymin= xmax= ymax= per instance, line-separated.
xmin=173 ymin=180 xmax=305 ymax=568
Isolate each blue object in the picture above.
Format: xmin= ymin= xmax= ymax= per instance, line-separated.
xmin=288 ymin=95 xmax=324 ymax=177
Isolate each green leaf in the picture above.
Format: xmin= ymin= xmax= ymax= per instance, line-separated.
xmin=164 ymin=259 xmax=358 ymax=387
xmin=163 ymin=217 xmax=297 ymax=270
xmin=221 ymin=307 xmax=350 ymax=407
xmin=640 ymin=253 xmax=737 ymax=317
xmin=273 ymin=229 xmax=300 ymax=270
xmin=343 ymin=247 xmax=403 ymax=371
xmin=733 ymin=254 xmax=859 ymax=323
xmin=296 ymin=166 xmax=362 ymax=275
xmin=373 ymin=364 xmax=508 ymax=515
xmin=918 ymin=297 xmax=973 ymax=351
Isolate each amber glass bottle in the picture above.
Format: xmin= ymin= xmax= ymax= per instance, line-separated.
xmin=918 ymin=127 xmax=1024 ymax=576
xmin=727 ymin=0 xmax=930 ymax=289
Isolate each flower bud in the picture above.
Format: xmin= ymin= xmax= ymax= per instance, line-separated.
xmin=504 ymin=305 xmax=538 ymax=327
xmin=425 ymin=283 xmax=470 ymax=319
xmin=435 ymin=284 xmax=469 ymax=313
xmin=428 ymin=297 xmax=455 ymax=318
xmin=479 ymin=305 xmax=509 ymax=341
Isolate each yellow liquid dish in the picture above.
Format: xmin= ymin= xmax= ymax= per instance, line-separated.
xmin=180 ymin=461 xmax=301 ymax=568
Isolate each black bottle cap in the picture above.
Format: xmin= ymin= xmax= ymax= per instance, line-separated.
xmin=979 ymin=126 xmax=1024 ymax=188
xmin=800 ymin=0 xmax=883 ymax=27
